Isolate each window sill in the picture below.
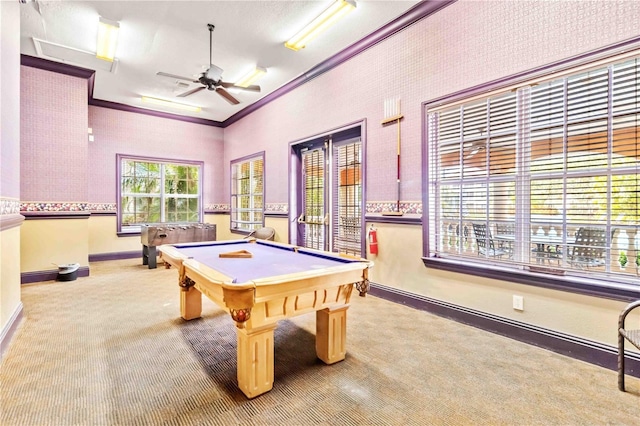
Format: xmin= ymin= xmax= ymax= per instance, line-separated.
xmin=422 ymin=256 xmax=640 ymax=302
xmin=117 ymin=231 xmax=141 ymax=237
xmin=230 ymin=229 xmax=252 ymax=237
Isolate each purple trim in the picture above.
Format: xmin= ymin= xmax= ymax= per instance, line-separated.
xmin=0 ymin=305 xmax=23 ymax=359
xmin=365 ymin=215 xmax=421 ymax=225
xmin=21 ymin=54 xmax=222 ymax=127
xmin=421 ymin=90 xmax=431 ymax=256
xmin=422 ymin=257 xmax=640 ymax=302
xmin=90 ymin=99 xmax=223 ymax=128
xmin=21 ymin=266 xmax=90 ymax=284
xmin=288 ymin=141 xmax=300 ymax=246
xmin=89 ymin=211 xmax=116 ymax=216
xmin=360 ymin=119 xmax=368 ymax=257
xmin=22 ymin=212 xmax=90 ymax=220
xmin=22 ymin=55 xmax=95 ymax=101
xmin=224 ymin=0 xmax=456 ymax=127
xmin=205 ymin=210 xmax=229 ymax=215
xmin=89 ymin=251 xmax=139 ymax=262
xmin=21 ymin=54 xmax=94 ymax=79
xmin=117 ymin=232 xmax=140 ymax=238
xmin=370 ymin=283 xmax=640 ymax=375
xmin=423 ymin=34 xmax=640 ymax=111
xmin=264 ymin=211 xmax=288 ymax=218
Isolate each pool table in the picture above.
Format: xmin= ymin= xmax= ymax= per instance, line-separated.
xmin=158 ymin=239 xmax=372 ymax=398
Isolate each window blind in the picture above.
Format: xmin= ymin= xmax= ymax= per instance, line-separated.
xmin=427 ymin=54 xmax=640 ymax=285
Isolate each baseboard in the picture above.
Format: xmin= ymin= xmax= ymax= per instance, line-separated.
xmin=369 ymin=283 xmax=640 ymax=376
xmin=21 ymin=266 xmax=90 ymax=284
xmin=88 ymin=250 xmax=140 ymax=262
xmin=0 ymin=302 xmax=24 ymax=360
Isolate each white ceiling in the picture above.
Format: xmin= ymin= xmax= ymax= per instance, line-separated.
xmin=20 ymin=0 xmax=421 ymax=123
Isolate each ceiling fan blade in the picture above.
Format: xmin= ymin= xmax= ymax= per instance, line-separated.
xmin=177 ymin=87 xmax=206 ymax=98
xmin=157 ymin=72 xmax=199 ymax=83
xmin=216 ymin=88 xmax=240 ymax=105
xmin=219 ymin=81 xmax=261 ymax=92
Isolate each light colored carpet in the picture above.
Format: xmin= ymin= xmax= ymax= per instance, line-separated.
xmin=1 ymin=259 xmax=639 ymax=425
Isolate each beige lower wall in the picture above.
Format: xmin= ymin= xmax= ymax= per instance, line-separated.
xmin=264 ymin=216 xmax=288 ymax=243
xmin=204 ymin=214 xmax=289 ymax=243
xmin=89 ymin=215 xmax=139 ymax=255
xmin=1 ymin=225 xmax=22 ymax=333
xmin=204 ymin=214 xmax=233 ymax=241
xmin=366 ymin=221 xmax=638 ymax=350
xmin=21 ymin=218 xmax=89 ymax=272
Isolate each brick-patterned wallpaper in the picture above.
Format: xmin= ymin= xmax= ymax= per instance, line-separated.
xmin=88 ymin=106 xmax=225 ymax=206
xmin=223 ymin=0 xmax=640 ymax=205
xmin=20 ymin=66 xmax=88 ymax=203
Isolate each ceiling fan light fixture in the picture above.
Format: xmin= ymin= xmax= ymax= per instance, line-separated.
xmin=235 ymin=67 xmax=267 ymax=88
xmin=141 ymin=96 xmax=201 ymax=113
xmin=285 ymin=0 xmax=356 ymax=51
xmin=96 ymin=17 xmax=120 ymax=62
xmin=204 ymin=64 xmax=224 ymax=82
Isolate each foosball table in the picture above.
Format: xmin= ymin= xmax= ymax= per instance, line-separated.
xmin=140 ymin=223 xmax=216 ymax=269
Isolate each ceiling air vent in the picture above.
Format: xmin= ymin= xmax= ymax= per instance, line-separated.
xmin=33 ymin=38 xmax=119 ymax=73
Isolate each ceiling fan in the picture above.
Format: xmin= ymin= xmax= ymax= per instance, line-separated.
xmin=156 ymin=24 xmax=260 ymax=105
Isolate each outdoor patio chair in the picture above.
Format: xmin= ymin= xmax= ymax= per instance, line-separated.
xmin=245 ymin=227 xmax=276 ymax=241
xmin=567 ymin=227 xmax=606 ymax=269
xmin=472 ymin=223 xmax=508 ymax=258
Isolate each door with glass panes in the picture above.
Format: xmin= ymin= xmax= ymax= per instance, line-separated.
xmin=296 ymin=135 xmax=363 ymax=256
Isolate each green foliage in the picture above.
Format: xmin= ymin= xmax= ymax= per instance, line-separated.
xmin=636 ymin=252 xmax=640 ymax=267
xmin=619 ymin=251 xmax=628 ymax=267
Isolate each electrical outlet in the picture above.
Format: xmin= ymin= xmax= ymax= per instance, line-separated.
xmin=513 ymin=295 xmax=524 ymax=311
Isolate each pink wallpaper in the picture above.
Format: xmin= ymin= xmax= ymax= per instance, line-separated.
xmin=88 ymin=106 xmax=224 ymax=207
xmin=1 ymin=1 xmax=21 ymax=200
xmin=20 ymin=66 xmax=88 ymax=203
xmin=223 ymin=0 xmax=640 ymax=206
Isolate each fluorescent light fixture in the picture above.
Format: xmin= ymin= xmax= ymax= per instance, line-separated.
xmin=141 ymin=96 xmax=201 ymax=113
xmin=235 ymin=67 xmax=267 ymax=88
xmin=96 ymin=17 xmax=120 ymax=62
xmin=285 ymin=0 xmax=356 ymax=51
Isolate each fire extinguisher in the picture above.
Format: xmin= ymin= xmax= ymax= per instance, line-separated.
xmin=368 ymin=225 xmax=378 ymax=255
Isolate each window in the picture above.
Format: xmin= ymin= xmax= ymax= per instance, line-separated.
xmin=426 ymin=54 xmax=640 ymax=287
xmin=117 ymin=155 xmax=202 ymax=233
xmin=231 ymin=153 xmax=264 ymax=232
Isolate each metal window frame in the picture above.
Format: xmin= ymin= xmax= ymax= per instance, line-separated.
xmin=116 ymin=154 xmax=204 ymax=234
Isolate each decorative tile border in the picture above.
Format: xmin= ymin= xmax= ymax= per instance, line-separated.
xmin=205 ymin=204 xmax=230 ymax=213
xmin=366 ymin=201 xmax=422 ymax=215
xmin=17 ymin=201 xmax=422 ymax=215
xmin=20 ymin=202 xmax=89 ymax=212
xmin=265 ymin=203 xmax=288 ymax=214
xmin=1 ymin=198 xmax=20 ymax=215
xmin=87 ymin=203 xmax=116 ymax=212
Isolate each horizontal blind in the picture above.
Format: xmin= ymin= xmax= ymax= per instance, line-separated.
xmin=427 ymin=52 xmax=640 ymax=282
xmin=332 ymin=139 xmax=362 ymax=256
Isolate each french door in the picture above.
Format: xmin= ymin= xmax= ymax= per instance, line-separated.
xmin=293 ymin=130 xmax=363 ymax=256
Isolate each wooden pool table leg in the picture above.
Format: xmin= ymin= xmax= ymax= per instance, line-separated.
xmin=180 ymin=286 xmax=202 ymax=320
xmin=236 ymin=324 xmax=276 ymax=398
xmin=316 ymin=305 xmax=349 ymax=364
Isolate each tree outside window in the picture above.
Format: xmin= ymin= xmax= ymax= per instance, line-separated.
xmin=118 ymin=155 xmax=202 ymax=233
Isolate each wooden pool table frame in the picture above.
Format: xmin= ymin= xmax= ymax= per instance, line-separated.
xmin=159 ymin=239 xmax=372 ymax=398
